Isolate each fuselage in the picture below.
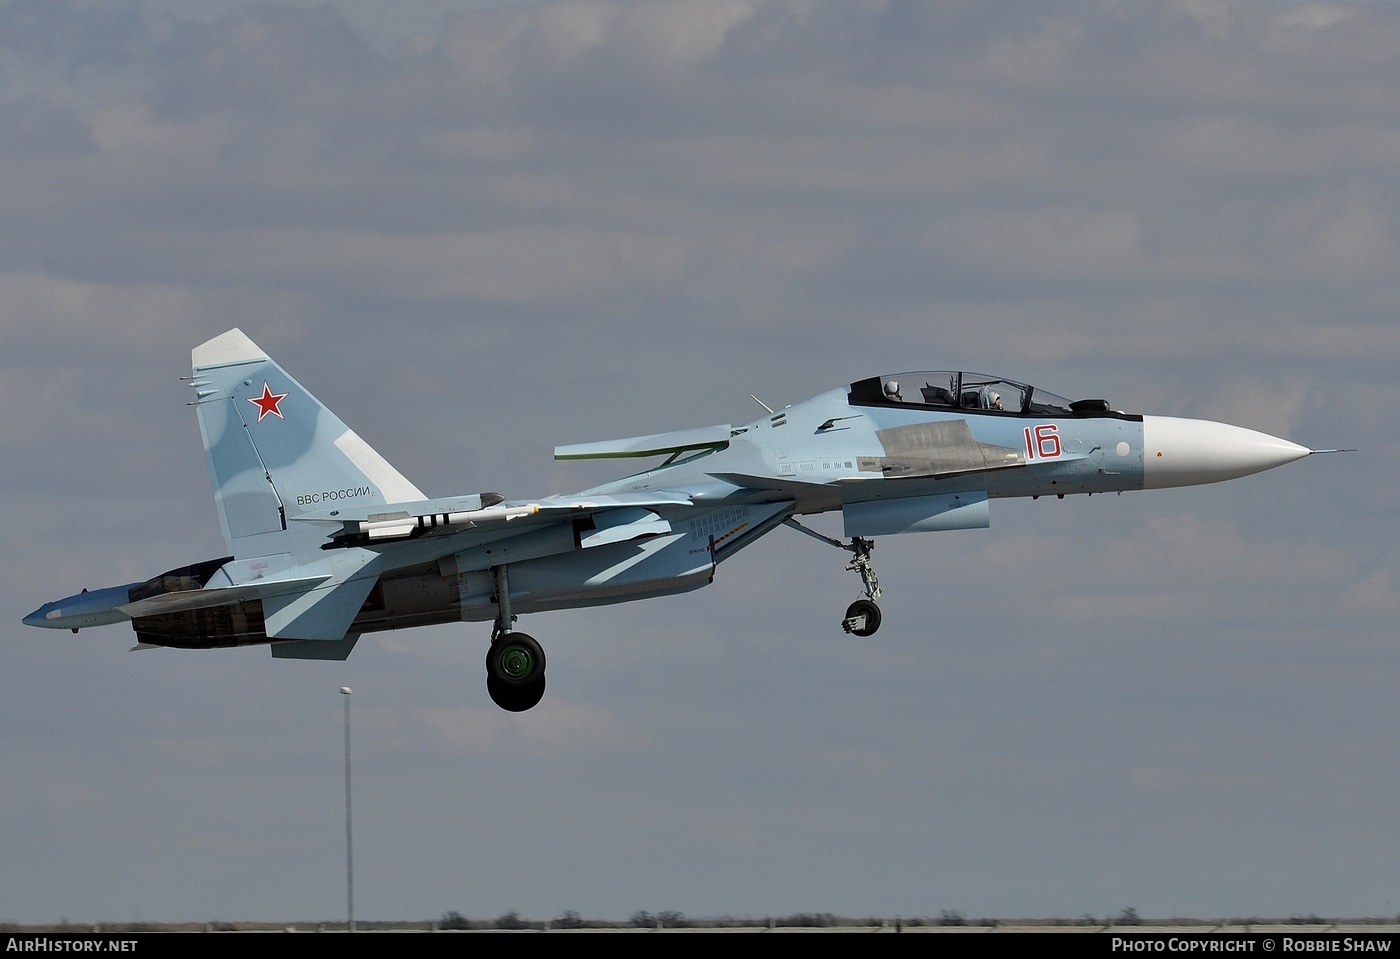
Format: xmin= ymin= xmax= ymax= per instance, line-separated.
xmin=579 ymin=371 xmax=1308 ymax=513
xmin=24 ymin=367 xmax=1312 ymax=651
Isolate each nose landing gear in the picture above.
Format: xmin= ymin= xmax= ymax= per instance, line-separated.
xmin=783 ymin=519 xmax=884 ymax=637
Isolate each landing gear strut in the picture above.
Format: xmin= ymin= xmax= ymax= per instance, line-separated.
xmin=783 ymin=519 xmax=884 ymax=636
xmin=485 ymin=564 xmax=547 ymax=711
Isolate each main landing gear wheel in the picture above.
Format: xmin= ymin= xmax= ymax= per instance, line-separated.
xmin=843 ymin=598 xmax=882 ymax=637
xmin=487 ymin=673 xmax=546 ymax=712
xmin=486 ymin=631 xmax=547 ymax=712
xmin=487 ymin=631 xmax=546 ymax=685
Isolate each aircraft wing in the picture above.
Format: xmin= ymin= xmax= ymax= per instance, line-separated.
xmin=708 ymin=472 xmax=851 ymax=494
xmin=294 ymin=491 xmax=695 ymax=542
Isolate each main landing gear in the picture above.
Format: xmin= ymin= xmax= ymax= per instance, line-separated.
xmin=782 ymin=519 xmax=884 ymax=637
xmin=485 ymin=565 xmax=547 ymax=712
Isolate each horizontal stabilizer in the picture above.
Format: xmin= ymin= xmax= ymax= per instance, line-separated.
xmin=118 ymin=574 xmax=330 ymax=618
xmin=271 ymin=635 xmax=360 ymax=660
xmin=555 ymin=425 xmax=732 ymax=460
xmin=263 ymin=577 xmax=377 ymax=641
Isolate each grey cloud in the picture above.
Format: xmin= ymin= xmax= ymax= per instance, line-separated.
xmin=153 ymin=2 xmax=382 ymax=119
xmin=0 ymin=0 xmax=144 ymax=73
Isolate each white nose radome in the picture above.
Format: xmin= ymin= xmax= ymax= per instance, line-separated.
xmin=1141 ymin=416 xmax=1311 ymax=489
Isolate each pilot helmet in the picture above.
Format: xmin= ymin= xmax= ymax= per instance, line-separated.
xmin=883 ymin=380 xmax=900 ymax=399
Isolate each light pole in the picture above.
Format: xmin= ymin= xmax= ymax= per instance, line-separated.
xmin=341 ymin=686 xmax=354 ymax=933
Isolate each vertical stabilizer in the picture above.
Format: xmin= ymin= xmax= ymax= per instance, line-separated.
xmin=190 ymin=329 xmax=425 ymax=556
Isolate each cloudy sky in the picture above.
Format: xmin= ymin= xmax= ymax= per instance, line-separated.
xmin=2 ymin=0 xmax=1397 ymax=924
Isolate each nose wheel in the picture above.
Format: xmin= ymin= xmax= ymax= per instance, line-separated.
xmin=843 ymin=598 xmax=882 ymax=637
xmin=783 ymin=519 xmax=884 ymax=636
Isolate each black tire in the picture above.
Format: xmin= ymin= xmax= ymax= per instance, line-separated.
xmin=486 ymin=631 xmax=546 ymax=686
xmin=487 ymin=673 xmax=546 ymax=712
xmin=843 ymin=599 xmax=882 ymax=637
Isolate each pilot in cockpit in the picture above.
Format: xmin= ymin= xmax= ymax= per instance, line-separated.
xmin=962 ymin=386 xmax=1003 ymax=410
xmin=883 ymin=380 xmax=903 ymax=402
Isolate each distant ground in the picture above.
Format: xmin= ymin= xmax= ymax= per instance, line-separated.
xmin=6 ymin=917 xmax=1400 ymax=934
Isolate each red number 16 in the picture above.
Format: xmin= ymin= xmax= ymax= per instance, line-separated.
xmin=1024 ymin=424 xmax=1061 ymax=459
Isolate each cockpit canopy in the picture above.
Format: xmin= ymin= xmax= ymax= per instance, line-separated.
xmin=848 ymin=372 xmax=1078 ymax=415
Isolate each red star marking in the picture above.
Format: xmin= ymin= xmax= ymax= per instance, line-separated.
xmin=248 ymin=382 xmax=288 ymax=422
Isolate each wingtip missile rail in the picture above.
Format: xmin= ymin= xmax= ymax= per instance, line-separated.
xmin=358 ymin=504 xmax=542 ymax=541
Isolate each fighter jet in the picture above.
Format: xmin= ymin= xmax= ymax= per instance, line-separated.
xmin=25 ymin=329 xmax=1332 ymax=711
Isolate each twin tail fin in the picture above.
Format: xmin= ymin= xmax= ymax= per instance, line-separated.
xmin=189 ymin=329 xmax=425 ymax=556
